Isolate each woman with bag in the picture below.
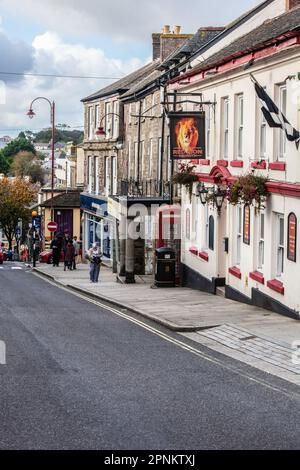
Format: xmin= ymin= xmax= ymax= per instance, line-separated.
xmin=87 ymin=242 xmax=102 ymax=283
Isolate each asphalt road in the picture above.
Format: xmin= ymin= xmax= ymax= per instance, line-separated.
xmin=0 ymin=265 xmax=299 ymax=450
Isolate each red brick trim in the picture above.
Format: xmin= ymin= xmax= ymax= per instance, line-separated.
xmin=189 ymin=247 xmax=198 ymax=256
xmin=267 ymin=279 xmax=285 ymax=295
xmin=200 ymin=159 xmax=211 ymax=166
xmin=217 ymin=160 xmax=229 ymax=167
xmin=230 ymin=160 xmax=244 ymax=168
xmin=251 ymin=161 xmax=267 ymax=170
xmin=229 ymin=266 xmax=242 ymax=279
xmin=269 ymin=162 xmax=286 ymax=171
xmin=249 ymin=271 xmax=265 ymax=285
xmin=199 ymin=251 xmax=209 ymax=262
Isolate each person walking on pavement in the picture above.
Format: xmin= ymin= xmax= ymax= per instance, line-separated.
xmin=87 ymin=242 xmax=102 ymax=283
xmin=64 ymin=240 xmax=75 ymax=271
xmin=50 ymin=235 xmax=60 ymax=267
xmin=72 ymin=236 xmax=80 ymax=270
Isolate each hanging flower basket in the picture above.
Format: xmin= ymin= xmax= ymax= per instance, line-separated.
xmin=226 ymin=173 xmax=269 ymax=211
xmin=172 ymin=163 xmax=198 ymax=201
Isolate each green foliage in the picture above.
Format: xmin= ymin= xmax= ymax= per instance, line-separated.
xmin=226 ymin=173 xmax=269 ymax=210
xmin=0 ymin=177 xmax=37 ymax=249
xmin=0 ymin=151 xmax=9 ymax=174
xmin=173 ymin=163 xmax=198 ymax=202
xmin=34 ymin=128 xmax=83 ymax=145
xmin=0 ymin=137 xmax=36 ymax=175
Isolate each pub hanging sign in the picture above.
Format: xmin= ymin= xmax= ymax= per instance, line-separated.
xmin=287 ymin=213 xmax=297 ymax=262
xmin=169 ymin=112 xmax=206 ymax=160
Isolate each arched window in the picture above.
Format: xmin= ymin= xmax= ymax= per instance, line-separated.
xmin=186 ymin=209 xmax=191 ymax=240
xmin=209 ymin=216 xmax=214 ymax=251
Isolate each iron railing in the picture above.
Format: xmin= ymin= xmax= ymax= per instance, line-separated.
xmin=117 ymin=179 xmax=171 ymax=199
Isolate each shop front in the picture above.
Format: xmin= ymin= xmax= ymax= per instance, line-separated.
xmin=80 ymin=194 xmax=113 ymax=263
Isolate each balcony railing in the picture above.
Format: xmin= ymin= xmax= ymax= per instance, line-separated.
xmin=117 ymin=179 xmax=171 ymax=199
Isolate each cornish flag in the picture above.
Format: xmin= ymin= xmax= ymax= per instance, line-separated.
xmin=251 ymin=74 xmax=300 ymax=148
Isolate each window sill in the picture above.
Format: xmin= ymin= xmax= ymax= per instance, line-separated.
xmin=269 ymin=162 xmax=286 ymax=171
xmin=229 ymin=266 xmax=242 ymax=279
xmin=267 ymin=279 xmax=285 ymax=295
xmin=217 ymin=160 xmax=229 ymax=167
xmin=251 ymin=161 xmax=267 ymax=170
xmin=230 ymin=160 xmax=244 ymax=168
xmin=189 ymin=247 xmax=198 ymax=256
xmin=199 ymin=251 xmax=209 ymax=262
xmin=249 ymin=271 xmax=265 ymax=285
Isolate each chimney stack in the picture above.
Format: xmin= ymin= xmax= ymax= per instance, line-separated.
xmin=152 ymin=25 xmax=193 ymax=61
xmin=286 ymin=0 xmax=300 ymax=10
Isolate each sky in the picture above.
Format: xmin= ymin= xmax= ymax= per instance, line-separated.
xmin=0 ymin=0 xmax=261 ymax=137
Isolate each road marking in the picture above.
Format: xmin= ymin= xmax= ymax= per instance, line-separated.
xmin=11 ymin=267 xmax=22 ymax=270
xmin=32 ymin=271 xmax=300 ymax=400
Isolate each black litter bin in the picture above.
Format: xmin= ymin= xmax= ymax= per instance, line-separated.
xmin=155 ymin=247 xmax=176 ymax=288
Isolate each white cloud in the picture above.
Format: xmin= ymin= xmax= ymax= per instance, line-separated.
xmin=0 ymin=0 xmax=262 ymax=42
xmin=0 ymin=31 xmax=145 ymax=135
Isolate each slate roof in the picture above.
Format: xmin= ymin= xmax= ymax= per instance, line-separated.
xmin=41 ymin=191 xmax=81 ymax=208
xmin=187 ymin=6 xmax=300 ymax=75
xmin=81 ymin=60 xmax=160 ymax=102
xmin=158 ymin=27 xmax=225 ymax=70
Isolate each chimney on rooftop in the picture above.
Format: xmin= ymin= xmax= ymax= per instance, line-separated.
xmin=153 ymin=25 xmax=193 ymax=61
xmin=286 ymin=0 xmax=300 ymax=10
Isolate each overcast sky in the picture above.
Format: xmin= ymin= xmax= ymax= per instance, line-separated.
xmin=0 ymin=0 xmax=261 ymax=137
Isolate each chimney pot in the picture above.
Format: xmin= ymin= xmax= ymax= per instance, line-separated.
xmin=163 ymin=25 xmax=170 ymax=34
xmin=174 ymin=25 xmax=181 ymax=34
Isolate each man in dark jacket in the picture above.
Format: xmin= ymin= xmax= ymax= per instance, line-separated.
xmin=50 ymin=236 xmax=60 ymax=267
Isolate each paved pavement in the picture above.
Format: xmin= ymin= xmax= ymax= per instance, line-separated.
xmin=0 ymin=265 xmax=300 ymax=449
xmin=32 ymin=262 xmax=300 ymax=384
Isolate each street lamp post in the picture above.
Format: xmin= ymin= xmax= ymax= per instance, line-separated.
xmin=27 ymin=97 xmax=56 ymax=224
xmin=95 ymin=112 xmax=124 ymax=139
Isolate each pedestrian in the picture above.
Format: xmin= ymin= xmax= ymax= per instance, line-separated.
xmin=72 ymin=236 xmax=80 ymax=270
xmin=64 ymin=240 xmax=75 ymax=271
xmin=87 ymin=242 xmax=102 ymax=283
xmin=50 ymin=236 xmax=60 ymax=267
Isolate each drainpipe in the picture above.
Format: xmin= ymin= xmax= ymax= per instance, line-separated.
xmin=159 ymin=90 xmax=166 ymax=197
xmin=170 ymin=90 xmax=177 ymax=206
xmin=137 ymin=99 xmax=142 ymax=182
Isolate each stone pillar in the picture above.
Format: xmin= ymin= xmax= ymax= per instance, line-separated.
xmin=119 ymin=238 xmax=126 ymax=277
xmin=125 ymin=234 xmax=135 ymax=284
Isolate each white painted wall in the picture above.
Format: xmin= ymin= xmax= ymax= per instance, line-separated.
xmin=176 ymin=43 xmax=300 ymax=314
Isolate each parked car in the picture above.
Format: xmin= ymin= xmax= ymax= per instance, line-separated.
xmin=39 ymin=250 xmax=65 ymax=264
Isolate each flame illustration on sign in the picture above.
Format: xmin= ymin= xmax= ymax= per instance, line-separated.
xmin=175 ymin=117 xmax=199 ymax=155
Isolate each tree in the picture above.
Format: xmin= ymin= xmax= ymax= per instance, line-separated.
xmin=2 ymin=138 xmax=36 ymax=160
xmin=10 ymin=151 xmax=46 ymax=184
xmin=0 ymin=177 xmax=37 ymax=249
xmin=0 ymin=151 xmax=9 ymax=174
